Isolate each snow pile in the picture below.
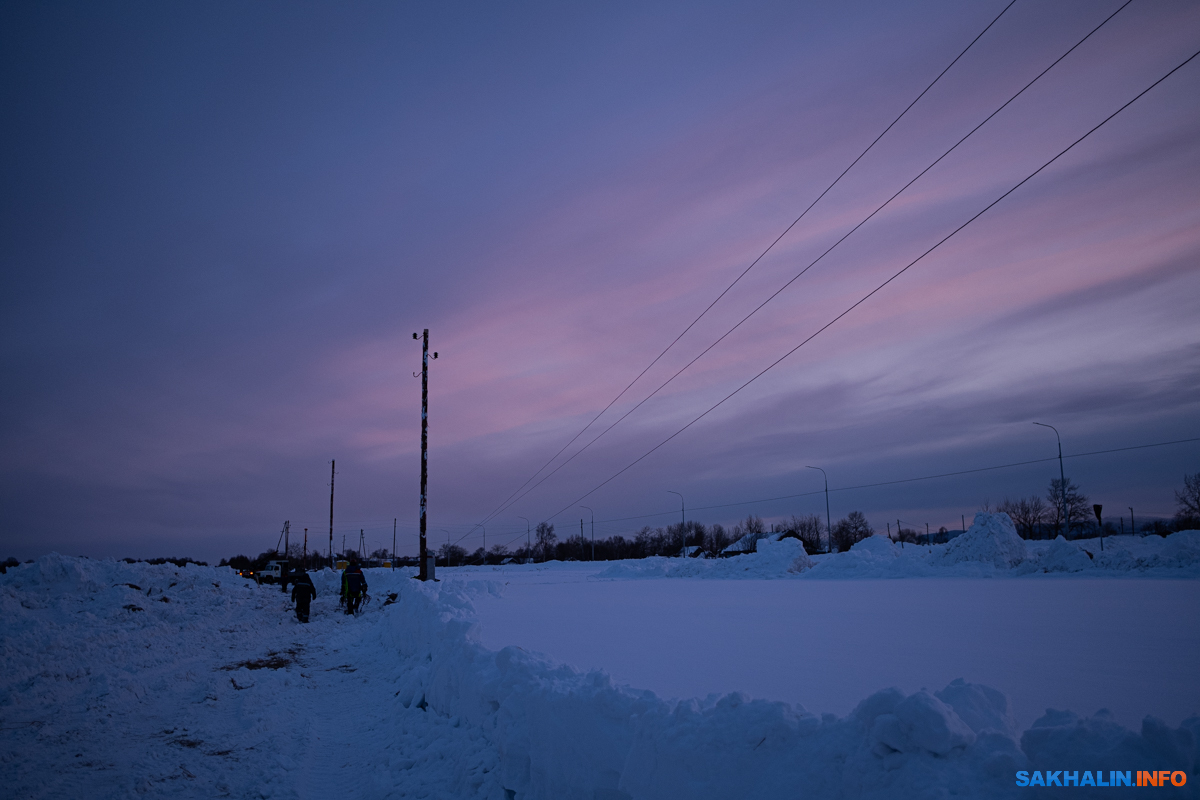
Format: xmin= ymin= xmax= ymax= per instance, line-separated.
xmin=931 ymin=512 xmax=1027 ymax=571
xmin=595 ymin=537 xmax=812 ymax=580
xmin=1038 ymin=536 xmax=1094 ymax=573
xmin=386 ymin=576 xmax=1200 ymax=799
xmin=802 ymin=534 xmax=938 ymax=579
xmin=1024 ymin=530 xmax=1200 ymax=575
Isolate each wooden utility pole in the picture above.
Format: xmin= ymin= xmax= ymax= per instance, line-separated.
xmin=414 ymin=329 xmax=437 ymax=580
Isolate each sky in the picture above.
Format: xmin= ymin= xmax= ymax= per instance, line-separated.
xmin=2 ymin=0 xmax=1198 ymax=563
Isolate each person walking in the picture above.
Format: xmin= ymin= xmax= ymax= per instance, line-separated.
xmin=290 ymin=568 xmax=317 ymax=623
xmin=340 ymin=559 xmax=368 ymax=615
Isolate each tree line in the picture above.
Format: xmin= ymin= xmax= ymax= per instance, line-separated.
xmin=214 ymin=471 xmax=1200 ymax=569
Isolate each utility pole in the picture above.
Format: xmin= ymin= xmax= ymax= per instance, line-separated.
xmin=281 ymin=521 xmax=290 ymax=593
xmin=807 ymin=467 xmax=832 ymax=554
xmin=1129 ymin=507 xmax=1135 ymax=537
xmin=359 ymin=529 xmax=366 ymax=559
xmin=329 ymin=459 xmax=336 ymax=568
xmin=303 ymin=528 xmax=307 ymax=566
xmin=581 ymin=506 xmax=593 ymax=561
xmin=414 ymin=329 xmax=437 ymax=580
xmin=1034 ymin=423 xmax=1068 ymax=537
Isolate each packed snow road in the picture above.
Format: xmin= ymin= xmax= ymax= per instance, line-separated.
xmin=1 ymin=560 xmax=503 ymax=799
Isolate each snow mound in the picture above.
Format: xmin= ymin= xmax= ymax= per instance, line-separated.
xmin=1038 ymin=536 xmax=1093 ymax=573
xmin=931 ymin=512 xmax=1026 ymax=569
xmin=802 ymin=534 xmax=937 ymax=579
xmin=851 ymin=534 xmax=901 ymax=558
xmin=595 ymin=537 xmax=814 ymax=580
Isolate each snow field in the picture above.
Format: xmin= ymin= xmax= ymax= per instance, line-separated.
xmin=3 ymin=513 xmax=1199 ymax=799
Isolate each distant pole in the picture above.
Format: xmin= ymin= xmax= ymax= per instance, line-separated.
xmin=807 ymin=467 xmax=831 ymax=553
xmin=1034 ymin=423 xmax=1068 ymax=537
xmin=329 ymin=459 xmax=336 ymax=568
xmin=580 ymin=506 xmax=594 ymax=560
xmin=518 ymin=516 xmax=530 ymax=559
xmin=1129 ymin=506 xmax=1135 ymax=537
xmin=925 ymin=522 xmax=929 ymax=546
xmin=897 ymin=518 xmax=902 ymax=548
xmin=392 ymin=518 xmax=396 ymax=571
xmin=1093 ymin=504 xmax=1104 ymax=551
xmin=303 ymin=528 xmax=307 ymax=565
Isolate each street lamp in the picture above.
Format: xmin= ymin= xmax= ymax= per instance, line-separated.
xmin=1033 ymin=423 xmax=1069 ymax=537
xmin=806 ymin=466 xmax=832 ymax=554
xmin=580 ymin=506 xmax=594 ymax=561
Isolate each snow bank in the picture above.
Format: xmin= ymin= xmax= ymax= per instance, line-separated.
xmin=595 ymin=536 xmax=812 ymax=580
xmin=377 ymin=576 xmax=1200 ymax=799
xmin=931 ymin=512 xmax=1027 ymax=570
xmin=1039 ymin=536 xmax=1094 ymax=573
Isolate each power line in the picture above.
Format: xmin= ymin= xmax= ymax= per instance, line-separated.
xmin=472 ymin=1 xmax=1132 ymax=524
xmin=537 ymin=46 xmax=1200 ymax=526
xmin=468 ymin=1 xmax=1019 ymax=534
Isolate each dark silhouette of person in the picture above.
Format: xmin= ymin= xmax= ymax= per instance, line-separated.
xmin=290 ymin=569 xmax=317 ymax=623
xmin=340 ymin=560 xmax=368 ymax=615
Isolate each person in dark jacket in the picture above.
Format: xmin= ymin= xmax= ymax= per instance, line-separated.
xmin=290 ymin=569 xmax=317 ymax=623
xmin=340 ymin=560 xmax=368 ymax=615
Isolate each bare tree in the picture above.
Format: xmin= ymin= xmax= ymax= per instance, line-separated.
xmin=997 ymin=495 xmax=1048 ymax=539
xmin=704 ymin=523 xmax=731 ymax=557
xmin=1046 ymin=478 xmax=1090 ymax=537
xmin=534 ymin=522 xmax=557 ymax=562
xmin=785 ymin=514 xmax=823 ymax=554
xmin=1175 ymin=472 xmax=1200 ymax=529
xmin=831 ymin=511 xmax=873 ymax=552
xmin=437 ymin=543 xmax=466 ymax=566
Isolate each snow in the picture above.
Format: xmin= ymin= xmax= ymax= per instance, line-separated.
xmin=3 ymin=544 xmax=1199 ymax=798
xmin=930 ymin=512 xmax=1027 ymax=569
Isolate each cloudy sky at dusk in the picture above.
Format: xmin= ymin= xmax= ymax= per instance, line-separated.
xmin=2 ymin=0 xmax=1198 ymax=562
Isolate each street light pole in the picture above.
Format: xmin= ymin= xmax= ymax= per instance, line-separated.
xmin=1034 ymin=423 xmax=1068 ymax=537
xmin=807 ymin=466 xmax=832 ymax=554
xmin=518 ymin=516 xmax=530 ymax=561
xmin=667 ymin=491 xmax=685 ymax=556
xmin=667 ymin=491 xmax=685 ymax=527
xmin=580 ymin=506 xmax=594 ymax=561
